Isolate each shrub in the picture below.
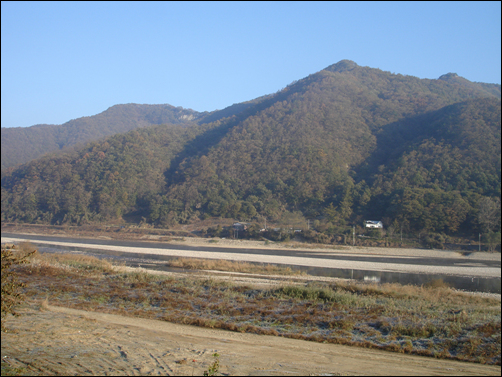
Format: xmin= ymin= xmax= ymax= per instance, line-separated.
xmin=424 ymin=278 xmax=450 ymax=289
xmin=424 ymin=234 xmax=445 ymax=249
xmin=273 ymin=285 xmax=339 ymax=303
xmin=203 ymin=353 xmax=220 ymax=376
xmin=367 ymin=229 xmax=383 ymax=239
xmin=1 ymin=242 xmax=37 ymax=331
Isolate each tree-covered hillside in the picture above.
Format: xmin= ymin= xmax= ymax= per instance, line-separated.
xmin=1 ymin=103 xmax=204 ymax=170
xmin=361 ymin=97 xmax=501 ymax=234
xmin=2 ymin=60 xmax=501 ymax=240
xmin=1 ymin=123 xmax=205 ymax=224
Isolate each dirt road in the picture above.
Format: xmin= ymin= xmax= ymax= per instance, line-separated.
xmin=2 ymin=303 xmax=500 ymax=376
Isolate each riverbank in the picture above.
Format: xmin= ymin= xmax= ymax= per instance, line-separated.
xmin=2 ymin=233 xmax=500 ymax=279
xmin=2 ymin=243 xmax=501 ymax=375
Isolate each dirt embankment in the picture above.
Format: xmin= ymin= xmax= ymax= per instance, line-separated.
xmin=2 ymin=302 xmax=501 ymax=376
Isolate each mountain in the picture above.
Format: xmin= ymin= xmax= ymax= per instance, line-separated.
xmin=1 ymin=103 xmax=205 ymax=170
xmin=361 ymin=97 xmax=501 ymax=233
xmin=438 ymin=72 xmax=501 ymax=98
xmin=1 ymin=60 xmax=500 ymax=237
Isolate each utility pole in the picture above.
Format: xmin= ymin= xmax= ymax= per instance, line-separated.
xmin=353 ymin=226 xmax=355 ymax=246
xmin=479 ymin=233 xmax=481 ymax=252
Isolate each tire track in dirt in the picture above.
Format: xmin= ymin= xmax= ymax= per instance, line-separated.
xmin=2 ymin=303 xmax=500 ymax=376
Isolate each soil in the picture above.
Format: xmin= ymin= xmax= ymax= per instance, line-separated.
xmin=2 ymin=302 xmax=501 ymax=376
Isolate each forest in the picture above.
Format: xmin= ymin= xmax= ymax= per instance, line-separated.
xmin=1 ymin=104 xmax=204 ymax=170
xmin=1 ymin=60 xmax=501 ymax=248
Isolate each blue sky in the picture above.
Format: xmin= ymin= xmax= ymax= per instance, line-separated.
xmin=1 ymin=1 xmax=501 ymax=128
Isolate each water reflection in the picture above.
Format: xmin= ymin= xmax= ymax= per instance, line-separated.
xmin=37 ymin=245 xmax=501 ymax=294
xmin=295 ymin=265 xmax=500 ymax=294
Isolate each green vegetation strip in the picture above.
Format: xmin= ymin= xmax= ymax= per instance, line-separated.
xmin=9 ymin=250 xmax=502 ymax=365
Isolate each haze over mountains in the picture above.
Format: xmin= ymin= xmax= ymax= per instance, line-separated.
xmin=2 ymin=60 xmax=500 ymax=238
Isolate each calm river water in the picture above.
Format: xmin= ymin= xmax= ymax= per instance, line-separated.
xmin=36 ymin=244 xmax=501 ymax=294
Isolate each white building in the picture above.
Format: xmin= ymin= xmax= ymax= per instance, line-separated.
xmin=364 ymin=220 xmax=383 ymax=228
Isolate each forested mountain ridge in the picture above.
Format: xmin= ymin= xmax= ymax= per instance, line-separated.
xmin=2 ymin=60 xmax=501 ymax=239
xmin=1 ymin=103 xmax=205 ymax=170
xmin=438 ymin=72 xmax=501 ymax=98
xmin=360 ymin=97 xmax=501 ymax=233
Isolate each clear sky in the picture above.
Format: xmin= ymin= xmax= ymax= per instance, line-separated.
xmin=1 ymin=1 xmax=501 ymax=128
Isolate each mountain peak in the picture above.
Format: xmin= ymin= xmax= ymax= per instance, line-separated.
xmin=438 ymin=72 xmax=460 ymax=81
xmin=324 ymin=59 xmax=358 ymax=73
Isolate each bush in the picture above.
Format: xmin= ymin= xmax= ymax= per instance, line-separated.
xmin=485 ymin=231 xmax=501 ymax=252
xmin=424 ymin=234 xmax=445 ymax=249
xmin=273 ymin=285 xmax=337 ymax=303
xmin=300 ymin=229 xmax=333 ymax=244
xmin=366 ymin=229 xmax=383 ymax=239
xmin=1 ymin=242 xmax=37 ymax=331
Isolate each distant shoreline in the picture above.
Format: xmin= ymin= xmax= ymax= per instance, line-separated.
xmin=2 ymin=232 xmax=500 ymax=279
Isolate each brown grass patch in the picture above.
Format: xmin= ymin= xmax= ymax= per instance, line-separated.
xmin=167 ymin=257 xmax=303 ymax=275
xmin=5 ymin=250 xmax=501 ymax=366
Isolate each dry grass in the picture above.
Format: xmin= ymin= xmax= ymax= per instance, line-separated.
xmin=31 ymin=252 xmax=116 ymax=273
xmin=167 ymin=257 xmax=304 ymax=275
xmin=8 ymin=250 xmax=502 ymax=365
xmin=280 ymin=241 xmax=348 ymax=250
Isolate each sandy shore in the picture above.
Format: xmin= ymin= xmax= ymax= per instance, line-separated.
xmin=2 ymin=235 xmax=501 ymax=278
